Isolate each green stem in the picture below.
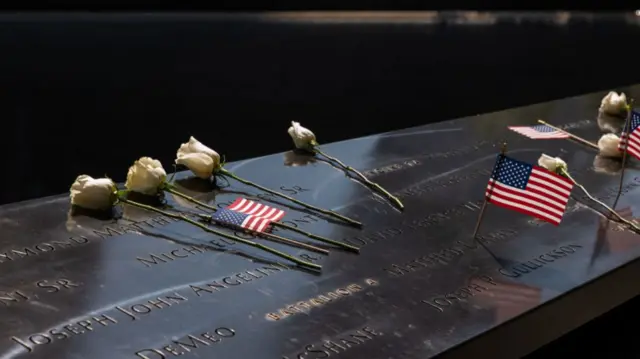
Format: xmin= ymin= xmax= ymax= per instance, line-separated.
xmin=164 ymin=185 xmax=360 ymax=252
xmin=561 ymin=169 xmax=640 ymax=233
xmin=118 ymin=197 xmax=321 ymax=270
xmin=312 ymin=146 xmax=404 ymax=210
xmin=217 ymin=168 xmax=362 ymax=227
xmin=274 ymin=223 xmax=360 ymax=253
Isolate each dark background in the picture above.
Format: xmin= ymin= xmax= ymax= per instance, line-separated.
xmin=3 ymin=12 xmax=640 ymax=205
xmin=2 ymin=11 xmax=639 ymax=356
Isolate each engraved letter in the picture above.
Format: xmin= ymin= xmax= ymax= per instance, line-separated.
xmin=0 ymin=291 xmax=28 ymax=306
xmin=135 ymin=349 xmax=166 ymax=358
xmin=304 ymin=344 xmax=330 ymax=358
xmin=93 ymin=314 xmax=117 ymax=326
xmin=93 ymin=227 xmax=124 ymax=239
xmin=137 ymin=254 xmax=167 ymax=267
xmin=10 ymin=337 xmax=32 ymax=353
xmin=116 ymin=306 xmax=138 ymax=320
xmin=322 ymin=341 xmax=345 ymax=354
xmin=423 ymin=297 xmax=450 ymax=312
xmin=174 ymin=335 xmax=210 ymax=352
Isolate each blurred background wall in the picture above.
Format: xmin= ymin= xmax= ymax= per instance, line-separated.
xmin=1 ymin=11 xmax=639 ymax=204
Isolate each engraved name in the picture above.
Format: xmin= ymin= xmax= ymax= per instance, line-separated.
xmin=382 ymin=227 xmax=518 ymax=277
xmin=0 ymin=215 xmax=177 ymax=266
xmin=423 ymin=275 xmax=497 ymax=312
xmin=413 ymin=140 xmax=492 ymax=163
xmin=394 ymin=169 xmax=491 ymax=200
xmin=115 ymin=292 xmax=189 ymax=321
xmin=11 ymin=314 xmax=118 ymax=353
xmin=9 ymin=260 xmax=318 ymax=354
xmin=137 ymin=244 xmax=320 ymax=268
xmin=362 ymin=159 xmax=421 ymax=178
xmin=590 ymin=177 xmax=640 ymax=201
xmin=559 ymin=119 xmax=593 ymax=130
xmin=0 ymin=278 xmax=81 ymax=309
xmin=0 ymin=184 xmax=314 ymax=268
xmin=498 ymin=244 xmax=583 ymax=278
xmin=283 ymin=326 xmax=382 ymax=359
xmin=266 ymin=279 xmax=379 ymax=322
xmin=355 ymin=168 xmax=491 ymax=215
xmin=135 ymin=327 xmax=236 ymax=358
xmin=342 ymin=199 xmax=485 ymax=248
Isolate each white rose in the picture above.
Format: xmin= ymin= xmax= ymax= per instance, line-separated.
xmin=176 ymin=152 xmax=215 ymax=179
xmin=288 ymin=121 xmax=317 ymax=150
xmin=176 ymin=136 xmax=220 ymax=168
xmin=125 ymin=157 xmax=167 ymax=195
xmin=599 ymin=91 xmax=627 ymax=115
xmin=597 ymin=133 xmax=623 ymax=158
xmin=70 ymin=175 xmax=117 ymax=210
xmin=537 ymin=154 xmax=568 ymax=174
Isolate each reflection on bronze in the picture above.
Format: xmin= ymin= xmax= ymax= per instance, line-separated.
xmin=593 ymin=155 xmax=623 ymax=175
xmin=596 ymin=209 xmax=638 ymax=254
xmin=175 ymin=176 xmax=218 ymax=193
xmin=469 ymin=277 xmax=542 ymax=322
xmin=283 ymin=150 xmax=317 ymax=167
xmin=597 ymin=110 xmax=626 ymax=133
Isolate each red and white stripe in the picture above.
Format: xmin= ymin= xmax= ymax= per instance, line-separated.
xmin=227 ymin=198 xmax=285 ymax=222
xmin=486 ymin=167 xmax=573 ymax=225
xmin=619 ymin=130 xmax=640 ymax=160
xmin=239 ymin=215 xmax=272 ymax=232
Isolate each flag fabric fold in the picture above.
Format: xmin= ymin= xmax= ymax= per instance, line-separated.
xmin=508 ymin=124 xmax=569 ymax=139
xmin=212 ymin=208 xmax=274 ymax=232
xmin=211 ymin=197 xmax=286 ymax=232
xmin=618 ymin=110 xmax=640 ymax=160
xmin=227 ymin=197 xmax=286 ymax=222
xmin=485 ymin=155 xmax=574 ymax=225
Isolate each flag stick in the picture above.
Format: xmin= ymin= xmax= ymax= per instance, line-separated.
xmin=612 ymin=99 xmax=634 ymax=210
xmin=472 ymin=142 xmax=508 ymax=238
xmin=537 ymin=119 xmax=598 ymax=150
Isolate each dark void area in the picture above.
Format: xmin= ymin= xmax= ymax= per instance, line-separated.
xmin=527 ymin=296 xmax=640 ymax=358
xmin=2 ymin=13 xmax=640 ymax=205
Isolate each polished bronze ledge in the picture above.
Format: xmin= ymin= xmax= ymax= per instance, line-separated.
xmin=2 ymin=85 xmax=640 ymax=358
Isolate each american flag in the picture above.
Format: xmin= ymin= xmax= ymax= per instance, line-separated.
xmin=212 ymin=208 xmax=274 ymax=232
xmin=227 ymin=197 xmax=285 ymax=222
xmin=618 ymin=110 xmax=640 ymax=160
xmin=486 ymin=155 xmax=574 ymax=225
xmin=507 ymin=124 xmax=569 ymax=139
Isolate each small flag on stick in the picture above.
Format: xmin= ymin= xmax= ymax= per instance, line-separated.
xmin=618 ymin=109 xmax=640 ymax=160
xmin=485 ymin=154 xmax=574 ymax=225
xmin=508 ymin=124 xmax=569 ymax=139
